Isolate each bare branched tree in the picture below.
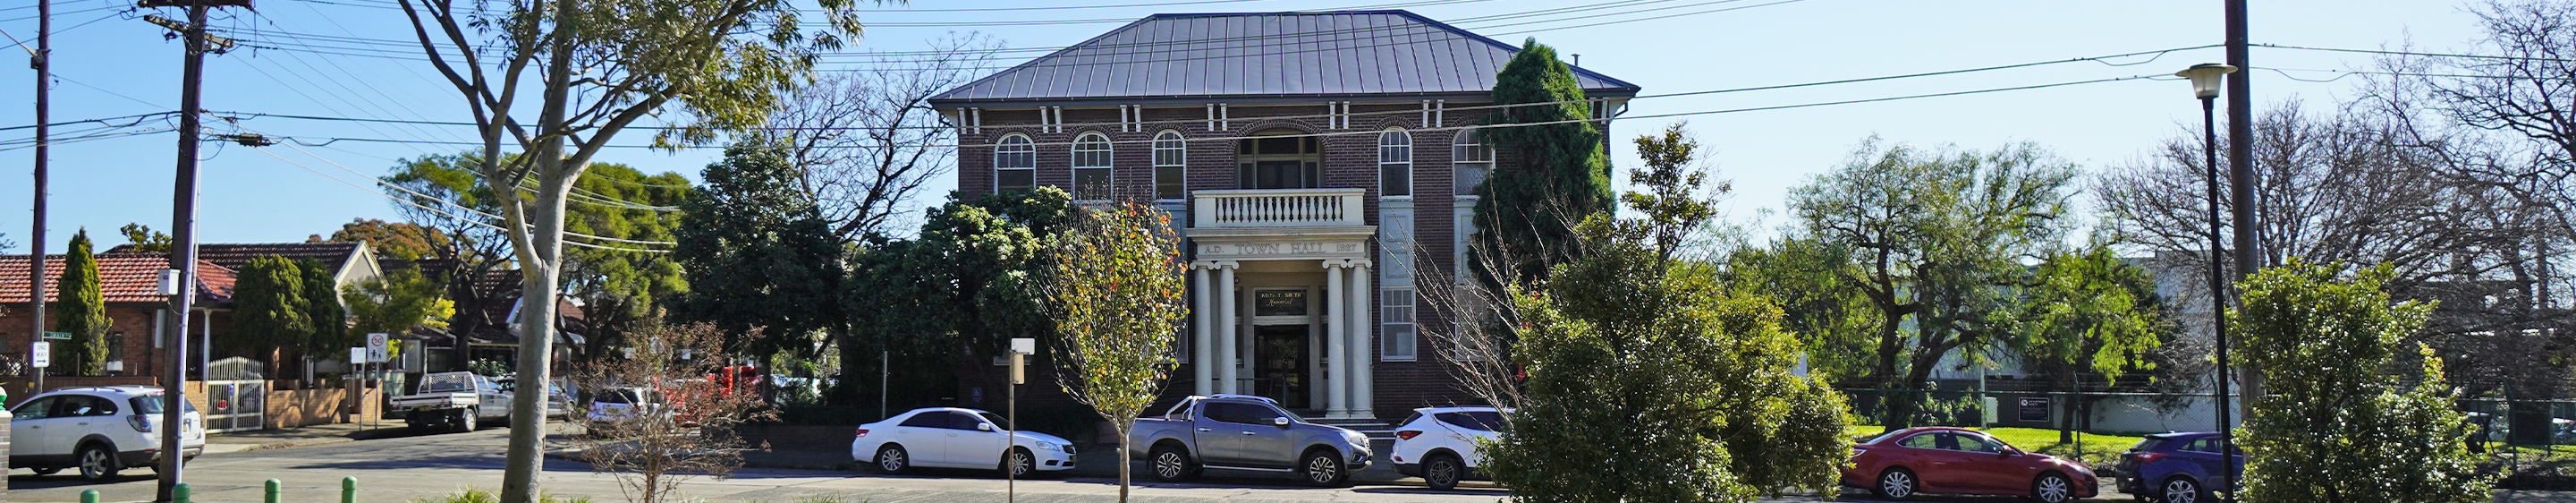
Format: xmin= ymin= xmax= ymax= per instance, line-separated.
xmin=767 ymin=33 xmax=1003 ymax=242
xmin=572 ymin=322 xmax=776 ymax=503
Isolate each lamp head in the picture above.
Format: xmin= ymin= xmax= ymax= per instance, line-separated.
xmin=2176 ymin=63 xmax=2238 ymax=99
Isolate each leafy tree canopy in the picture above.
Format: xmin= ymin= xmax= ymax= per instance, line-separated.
xmin=2235 ymin=260 xmax=2491 ymax=503
xmin=674 ymin=143 xmax=843 ymax=359
xmin=231 ymin=256 xmax=313 ymax=362
xmin=329 ymin=218 xmax=453 ymax=261
xmin=1483 ymin=124 xmax=1852 ymax=502
xmin=117 ymin=223 xmax=172 ymax=254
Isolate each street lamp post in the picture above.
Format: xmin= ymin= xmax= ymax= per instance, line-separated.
xmin=2177 ymin=62 xmax=2240 ymax=503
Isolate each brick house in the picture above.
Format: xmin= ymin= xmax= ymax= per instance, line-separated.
xmin=0 ymin=253 xmax=239 ymax=378
xmin=929 ymin=10 xmax=1637 ymax=420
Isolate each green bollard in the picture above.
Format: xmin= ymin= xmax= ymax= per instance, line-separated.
xmin=175 ymin=483 xmax=192 ymax=503
xmin=80 ymin=490 xmax=98 ymax=503
xmin=343 ymin=476 xmax=359 ymax=503
xmin=266 ymin=479 xmax=282 ymax=503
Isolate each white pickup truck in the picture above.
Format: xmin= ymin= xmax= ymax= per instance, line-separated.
xmin=392 ymin=371 xmax=513 ymax=431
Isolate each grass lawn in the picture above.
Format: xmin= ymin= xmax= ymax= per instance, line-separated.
xmin=1852 ymin=425 xmax=2148 ymax=468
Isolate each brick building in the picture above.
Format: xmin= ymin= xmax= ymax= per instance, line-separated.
xmin=929 ymin=10 xmax=1636 ymax=420
xmin=0 ymin=253 xmax=238 ymax=378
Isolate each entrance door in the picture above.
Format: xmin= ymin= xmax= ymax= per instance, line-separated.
xmin=1253 ymin=325 xmax=1309 ymax=409
xmin=1252 ymin=160 xmax=1313 ymax=189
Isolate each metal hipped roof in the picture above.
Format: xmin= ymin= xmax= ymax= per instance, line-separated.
xmin=928 ymin=10 xmax=1641 ymax=106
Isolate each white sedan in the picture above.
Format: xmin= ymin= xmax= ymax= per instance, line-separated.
xmin=1390 ymin=406 xmax=1505 ymax=490
xmin=853 ymin=407 xmax=1076 ymax=477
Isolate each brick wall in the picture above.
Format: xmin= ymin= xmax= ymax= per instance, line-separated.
xmin=0 ymin=303 xmax=230 ymax=379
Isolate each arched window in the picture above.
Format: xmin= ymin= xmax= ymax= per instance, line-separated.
xmin=1072 ymin=132 xmax=1114 ymax=200
xmin=1452 ymin=129 xmax=1494 ymax=196
xmin=1378 ymin=129 xmax=1412 ymax=198
xmin=995 ymin=134 xmax=1035 ymax=192
xmin=1153 ymin=131 xmax=1187 ymax=200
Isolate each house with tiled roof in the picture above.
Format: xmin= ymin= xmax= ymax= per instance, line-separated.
xmin=932 ymin=10 xmax=1637 ymax=421
xmin=0 ymin=253 xmax=239 ymax=377
xmin=109 ymin=242 xmax=385 ymax=294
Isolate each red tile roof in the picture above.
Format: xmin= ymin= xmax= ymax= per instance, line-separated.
xmin=0 ymin=253 xmax=238 ymax=304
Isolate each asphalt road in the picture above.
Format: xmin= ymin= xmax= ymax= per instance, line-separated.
xmin=0 ymin=425 xmax=2198 ymax=503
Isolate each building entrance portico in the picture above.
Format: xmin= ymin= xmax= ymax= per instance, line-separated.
xmin=1189 ymin=188 xmax=1377 ymax=418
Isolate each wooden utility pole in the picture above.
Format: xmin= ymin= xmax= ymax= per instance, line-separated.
xmin=139 ymin=1 xmax=248 ymax=500
xmin=2222 ymin=0 xmax=2253 ymax=501
xmin=29 ymin=0 xmax=50 ymax=403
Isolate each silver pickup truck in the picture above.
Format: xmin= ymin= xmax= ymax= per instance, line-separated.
xmin=391 ymin=371 xmax=513 ymax=431
xmin=1130 ymin=395 xmax=1373 ymax=487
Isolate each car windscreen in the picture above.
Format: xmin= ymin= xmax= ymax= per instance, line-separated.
xmin=597 ymin=390 xmax=640 ymax=405
xmin=127 ymin=395 xmax=198 ymax=414
xmin=1436 ymin=411 xmax=1506 ymax=432
xmin=2131 ymin=437 xmax=2171 ymax=452
xmin=420 ymin=374 xmax=474 ymax=392
xmin=1866 ymin=430 xmax=1911 ymax=445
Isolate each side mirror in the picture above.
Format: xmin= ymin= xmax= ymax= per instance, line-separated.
xmin=1273 ymin=417 xmax=1291 ymax=428
xmin=977 ymin=422 xmax=995 ymax=432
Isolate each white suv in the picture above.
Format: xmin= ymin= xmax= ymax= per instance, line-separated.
xmin=10 ymin=386 xmax=206 ymax=481
xmin=1390 ymin=406 xmax=1505 ymax=490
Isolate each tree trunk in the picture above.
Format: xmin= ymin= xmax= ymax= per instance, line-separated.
xmin=1116 ymin=425 xmax=1131 ymax=503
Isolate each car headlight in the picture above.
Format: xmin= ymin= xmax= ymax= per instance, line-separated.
xmin=1036 ymin=441 xmax=1059 ymax=451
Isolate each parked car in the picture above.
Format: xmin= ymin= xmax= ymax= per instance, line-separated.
xmin=393 ymin=371 xmax=513 ymax=431
xmin=586 ymin=387 xmax=665 ymax=422
xmin=852 ymin=407 xmax=1077 ymax=477
xmin=1129 ymin=395 xmax=1373 ymax=487
xmin=9 ymin=386 xmax=206 ymax=481
xmin=1842 ymin=427 xmax=2099 ymax=503
xmin=1391 ymin=406 xmax=1505 ymax=490
xmin=2118 ymin=432 xmax=2243 ymax=503
xmin=496 ymin=376 xmax=577 ymax=419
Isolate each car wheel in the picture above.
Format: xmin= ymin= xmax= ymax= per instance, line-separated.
xmin=2033 ymin=472 xmax=2075 ymax=503
xmin=1877 ymin=467 xmax=1918 ymax=500
xmin=1004 ymin=448 xmax=1035 ymax=478
xmin=77 ymin=443 xmax=122 ymax=481
xmin=1149 ymin=445 xmax=1196 ymax=482
xmin=460 ymin=407 xmax=479 ymax=431
xmin=1301 ymin=449 xmax=1345 ymax=487
xmin=1424 ymin=454 xmax=1464 ymax=490
xmin=876 ymin=445 xmax=911 ymax=474
xmin=31 ymin=467 xmax=60 ymax=476
xmin=2161 ymin=476 xmax=2204 ymax=503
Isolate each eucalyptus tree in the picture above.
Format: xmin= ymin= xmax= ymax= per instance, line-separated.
xmin=393 ymin=0 xmax=866 ymax=498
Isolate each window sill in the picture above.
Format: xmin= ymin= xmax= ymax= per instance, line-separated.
xmin=1377 ymin=357 xmax=1418 ymax=362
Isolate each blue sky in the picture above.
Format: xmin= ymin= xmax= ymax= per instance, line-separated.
xmin=0 ymin=0 xmax=2487 ymax=252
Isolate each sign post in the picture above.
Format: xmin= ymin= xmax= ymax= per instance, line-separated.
xmin=367 ymin=332 xmax=388 ymax=427
xmin=1007 ymin=337 xmax=1035 ymax=503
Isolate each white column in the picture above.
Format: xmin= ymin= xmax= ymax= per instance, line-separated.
xmin=1323 ymin=260 xmax=1350 ymax=418
xmin=1192 ymin=265 xmax=1214 ymax=395
xmin=1216 ymin=262 xmax=1240 ymax=395
xmin=1350 ymin=261 xmax=1375 ymax=418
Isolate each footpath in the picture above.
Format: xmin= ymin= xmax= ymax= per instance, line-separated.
xmin=201 ymin=422 xmax=417 ymax=455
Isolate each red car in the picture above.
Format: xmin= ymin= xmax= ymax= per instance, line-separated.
xmin=1842 ymin=427 xmax=2099 ymax=502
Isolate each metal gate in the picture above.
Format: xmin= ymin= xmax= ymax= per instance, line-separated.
xmin=203 ymin=356 xmax=267 ymax=432
xmin=203 ymin=380 xmax=266 ymax=432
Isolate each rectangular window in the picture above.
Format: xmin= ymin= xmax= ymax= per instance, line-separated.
xmin=1154 ymin=132 xmax=1187 ymax=200
xmin=1074 ymin=168 xmax=1114 ymax=200
xmin=1382 ymin=289 xmax=1417 ymax=362
xmin=998 ymin=170 xmax=1035 ymax=192
xmin=1381 ymin=163 xmax=1412 ymax=197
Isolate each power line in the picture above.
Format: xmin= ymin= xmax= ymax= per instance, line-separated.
xmin=243 ymin=72 xmax=2168 ymax=151
xmin=2256 ymin=43 xmax=2575 ymax=64
xmin=202 ymin=44 xmax=2212 ymax=134
xmin=250 ymin=144 xmax=672 ymax=253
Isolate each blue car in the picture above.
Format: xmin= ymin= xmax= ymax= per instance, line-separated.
xmin=2116 ymin=432 xmax=2243 ymax=503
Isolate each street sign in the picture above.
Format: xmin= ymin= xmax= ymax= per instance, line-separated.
xmin=31 ymin=341 xmax=50 ymax=368
xmin=366 ymin=333 xmax=390 ymax=362
xmin=352 ymin=347 xmax=367 ymax=364
xmin=40 ymin=331 xmax=70 ymax=340
xmin=1011 ymin=337 xmax=1034 ymax=385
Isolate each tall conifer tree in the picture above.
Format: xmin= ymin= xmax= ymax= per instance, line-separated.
xmin=1471 ymin=38 xmax=1614 ymax=285
xmin=53 ymin=229 xmax=107 ymax=376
